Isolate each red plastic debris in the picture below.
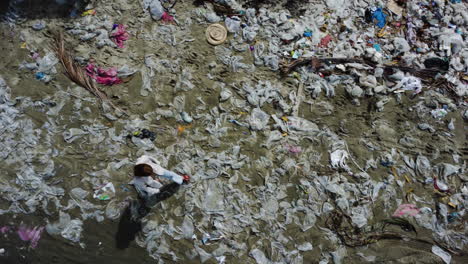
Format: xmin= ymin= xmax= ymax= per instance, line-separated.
xmin=86 ymin=64 xmax=122 ymax=86
xmin=161 ymin=12 xmax=175 ymax=24
xmin=111 ymin=24 xmax=129 ymax=48
xmin=319 ymin=35 xmax=333 ymax=48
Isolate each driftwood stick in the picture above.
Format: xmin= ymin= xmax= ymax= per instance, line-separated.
xmin=51 ymin=31 xmax=126 ymax=115
xmin=291 ymin=81 xmax=304 ymax=117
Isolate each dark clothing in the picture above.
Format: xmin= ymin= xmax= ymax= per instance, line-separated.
xmin=116 ymin=182 xmax=181 ymax=249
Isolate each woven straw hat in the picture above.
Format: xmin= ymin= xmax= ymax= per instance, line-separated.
xmin=206 ymin=23 xmax=227 ymax=45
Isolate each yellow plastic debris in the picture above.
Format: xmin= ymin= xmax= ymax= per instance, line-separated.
xmin=404 ymin=174 xmax=412 ymax=183
xmin=448 ymin=202 xmax=457 ymax=209
xmin=81 ymin=9 xmax=96 ymax=16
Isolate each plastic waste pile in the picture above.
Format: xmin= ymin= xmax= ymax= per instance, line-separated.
xmin=0 ymin=0 xmax=466 ymax=263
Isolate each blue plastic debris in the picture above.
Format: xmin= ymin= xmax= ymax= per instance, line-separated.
xmin=372 ymin=8 xmax=387 ymax=28
xmin=303 ymin=31 xmax=312 ymax=37
xmin=373 ymin=44 xmax=381 ymax=51
xmin=380 ymin=161 xmax=394 ymax=167
xmin=448 ymin=212 xmax=459 ymax=223
xmin=35 ymin=72 xmax=46 ymax=80
xmin=450 ymin=0 xmax=461 ymax=3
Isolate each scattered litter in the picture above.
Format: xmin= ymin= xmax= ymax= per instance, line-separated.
xmin=319 ymin=35 xmax=333 ymax=48
xmin=46 ymin=212 xmax=84 ymax=243
xmin=143 ymin=0 xmax=164 ymax=21
xmin=81 ymin=9 xmax=96 ymax=16
xmin=1 ymin=0 xmax=467 ymax=262
xmin=433 ymin=178 xmax=449 ymax=193
xmin=93 ymin=182 xmax=116 ymax=201
xmin=86 ymin=64 xmax=123 ymax=85
xmin=431 ymin=108 xmax=448 ymax=119
xmin=180 ymin=112 xmax=193 ymax=123
xmin=372 ymin=8 xmax=387 ymax=28
xmin=110 ymin=24 xmax=129 ymax=48
xmin=17 ymin=226 xmax=44 ymax=249
xmin=161 ymin=12 xmax=175 ymax=24
xmin=32 ymin=20 xmax=46 ymax=31
xmin=129 ymin=128 xmax=156 ymax=141
xmin=431 ymin=245 xmax=451 ymax=264
xmin=392 ymin=204 xmax=420 ymax=217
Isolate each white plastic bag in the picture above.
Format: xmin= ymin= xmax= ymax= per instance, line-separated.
xmin=225 ymin=17 xmax=241 ymax=33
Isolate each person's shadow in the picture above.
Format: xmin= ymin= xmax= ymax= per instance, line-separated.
xmin=115 ymin=183 xmax=181 ymax=249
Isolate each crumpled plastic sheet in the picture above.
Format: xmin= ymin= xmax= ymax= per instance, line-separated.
xmin=215 ymin=46 xmax=255 ymax=73
xmin=64 ymin=188 xmax=104 ymax=222
xmin=142 ymin=0 xmax=164 ymax=21
xmin=432 ymin=245 xmax=451 ymax=264
xmin=17 ymin=225 xmax=44 ymax=249
xmin=66 ymin=16 xmax=116 ymax=48
xmin=46 ymin=211 xmax=83 ymax=243
xmin=86 ymin=64 xmax=123 ymax=86
xmin=393 ymin=75 xmax=422 ymax=94
xmin=248 ymin=108 xmax=270 ymax=131
xmin=175 ymin=69 xmax=195 ymax=92
xmin=225 ymin=16 xmax=241 ymax=33
xmin=110 ymin=24 xmax=129 ymax=48
xmin=239 ymin=80 xmax=282 ymax=107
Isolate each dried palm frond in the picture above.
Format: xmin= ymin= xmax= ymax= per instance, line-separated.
xmin=50 ymin=31 xmax=121 ymax=112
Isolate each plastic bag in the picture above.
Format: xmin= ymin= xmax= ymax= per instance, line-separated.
xmin=431 ymin=245 xmax=451 ymax=264
xmin=393 ymin=204 xmax=420 ymax=217
xmin=242 ymin=26 xmax=257 ymax=42
xmin=143 ymin=0 xmax=164 ymax=21
xmin=372 ymin=8 xmax=387 ymax=28
xmin=431 ymin=109 xmax=448 ymax=119
xmin=248 ymin=108 xmax=270 ymax=131
xmin=105 ymin=200 xmax=125 ymax=220
xmin=181 ymin=215 xmax=194 ymax=239
xmin=286 ymin=117 xmax=319 ymax=133
xmin=330 ymin=149 xmax=349 ymax=170
xmin=37 ymin=53 xmax=58 ymax=75
xmin=249 ymin=249 xmax=270 ymax=264
xmin=93 ymin=182 xmax=116 ymax=201
xmin=393 ymin=76 xmax=422 ymax=94
xmin=46 ymin=211 xmax=83 ymax=243
xmin=17 ymin=226 xmax=44 ymax=249
xmin=225 ymin=17 xmax=241 ymax=33
xmin=393 ymin=38 xmax=411 ymax=53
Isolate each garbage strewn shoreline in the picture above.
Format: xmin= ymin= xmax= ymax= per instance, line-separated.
xmin=0 ymin=0 xmax=466 ymax=263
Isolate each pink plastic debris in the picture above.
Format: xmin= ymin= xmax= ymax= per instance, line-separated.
xmin=392 ymin=204 xmax=420 ymax=217
xmin=319 ymin=35 xmax=333 ymax=48
xmin=111 ymin=24 xmax=129 ymax=48
xmin=17 ymin=226 xmax=44 ymax=249
xmin=0 ymin=226 xmax=11 ymax=233
xmin=286 ymin=145 xmax=302 ymax=154
xmin=86 ymin=63 xmax=122 ymax=86
xmin=161 ymin=12 xmax=175 ymax=23
xmin=31 ymin=52 xmax=40 ymax=61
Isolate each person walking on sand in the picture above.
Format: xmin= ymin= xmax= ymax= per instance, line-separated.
xmin=117 ymin=155 xmax=189 ymax=249
xmin=129 ymin=155 xmax=190 ymax=218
